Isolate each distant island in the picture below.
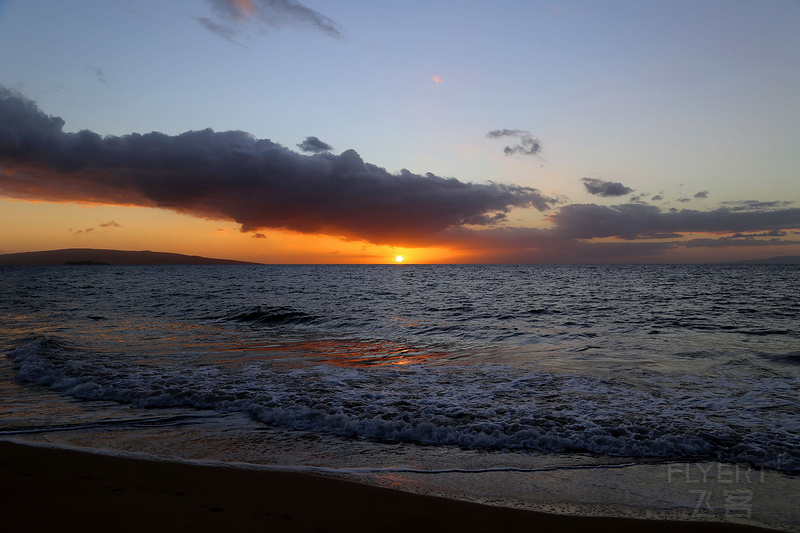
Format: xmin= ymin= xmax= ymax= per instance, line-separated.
xmin=0 ymin=249 xmax=260 ymax=266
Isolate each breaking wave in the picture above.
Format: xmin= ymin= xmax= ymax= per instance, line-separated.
xmin=9 ymin=336 xmax=800 ymax=474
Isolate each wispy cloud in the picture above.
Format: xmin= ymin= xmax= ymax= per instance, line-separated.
xmin=87 ymin=66 xmax=108 ymax=85
xmin=195 ymin=16 xmax=247 ymax=47
xmin=198 ymin=0 xmax=343 ymax=43
xmin=0 ymin=87 xmax=555 ymax=246
xmin=70 ymin=227 xmax=94 ymax=235
xmin=486 ymin=129 xmax=542 ymax=156
xmin=720 ymin=200 xmax=794 ymax=212
xmin=69 ymin=220 xmax=120 ymax=235
xmin=427 ymin=226 xmax=679 ymax=263
xmin=683 ymin=237 xmax=800 ymax=248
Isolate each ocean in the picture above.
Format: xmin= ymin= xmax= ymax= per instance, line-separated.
xmin=1 ymin=264 xmax=798 ymax=529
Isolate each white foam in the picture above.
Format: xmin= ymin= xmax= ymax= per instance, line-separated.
xmin=8 ymin=337 xmax=800 ymax=473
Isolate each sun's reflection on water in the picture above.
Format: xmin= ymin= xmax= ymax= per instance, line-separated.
xmin=204 ymin=338 xmax=453 ymax=368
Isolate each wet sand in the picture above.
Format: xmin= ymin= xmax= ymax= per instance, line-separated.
xmin=0 ymin=441 xmax=774 ymax=532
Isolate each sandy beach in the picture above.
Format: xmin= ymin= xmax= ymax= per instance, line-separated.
xmin=0 ymin=440 xmax=776 ymax=533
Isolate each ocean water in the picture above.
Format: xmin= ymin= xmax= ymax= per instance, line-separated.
xmin=1 ymin=264 xmax=799 ymax=529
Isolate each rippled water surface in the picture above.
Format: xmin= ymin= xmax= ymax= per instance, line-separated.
xmin=2 ymin=264 xmax=799 ymax=528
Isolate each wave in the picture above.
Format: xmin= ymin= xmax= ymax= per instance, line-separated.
xmin=7 ymin=337 xmax=800 ymax=474
xmin=224 ymin=306 xmax=318 ymax=325
xmin=0 ymin=413 xmax=215 ymax=436
xmin=755 ymin=351 xmax=800 ymax=366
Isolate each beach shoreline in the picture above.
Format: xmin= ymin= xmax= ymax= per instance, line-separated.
xmin=1 ymin=440 xmax=779 ymax=533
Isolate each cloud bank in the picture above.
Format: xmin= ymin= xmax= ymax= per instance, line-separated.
xmin=0 ymin=87 xmax=555 ymax=246
xmin=198 ymin=0 xmax=343 ymax=42
xmin=549 ymin=203 xmax=800 ymax=241
xmin=419 ymin=200 xmax=799 ymax=262
xmin=721 ymin=200 xmax=793 ymax=212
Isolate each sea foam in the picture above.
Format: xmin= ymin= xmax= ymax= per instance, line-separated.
xmin=9 ymin=336 xmax=800 ymax=473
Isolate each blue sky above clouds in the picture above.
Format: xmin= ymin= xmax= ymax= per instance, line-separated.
xmin=0 ymin=0 xmax=798 ymax=262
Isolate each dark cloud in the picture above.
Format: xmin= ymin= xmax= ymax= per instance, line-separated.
xmin=729 ymin=229 xmax=787 ymax=238
xmin=721 ymin=200 xmax=794 ymax=212
xmin=651 ymin=194 xmax=664 ymax=201
xmin=0 ymin=87 xmax=556 ymax=246
xmin=628 ymin=194 xmax=647 ymax=204
xmin=100 ymin=220 xmax=121 ymax=228
xmin=549 ymin=203 xmax=800 ymax=241
xmin=580 ymin=177 xmax=633 ymax=197
xmin=486 ymin=129 xmax=528 ymax=139
xmin=428 ymin=226 xmax=678 ymax=263
xmin=683 ymin=237 xmax=800 ymax=248
xmin=297 ymin=136 xmax=332 ymax=153
xmin=252 ymin=233 xmax=267 ymax=239
xmin=694 ymin=190 xmax=709 ymax=199
xmin=200 ymin=0 xmax=343 ymax=42
xmin=677 ymin=197 xmax=691 ymax=203
xmin=443 ymin=202 xmax=800 ymax=261
xmin=486 ymin=129 xmax=541 ymax=156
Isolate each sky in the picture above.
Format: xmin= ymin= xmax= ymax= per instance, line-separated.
xmin=1 ymin=0 xmax=799 ymax=264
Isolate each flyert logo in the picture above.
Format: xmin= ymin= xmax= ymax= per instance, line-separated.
xmin=667 ymin=463 xmax=766 ymax=485
xmin=665 ymin=463 xmax=767 ymax=519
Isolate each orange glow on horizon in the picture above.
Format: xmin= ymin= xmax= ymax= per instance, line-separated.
xmin=8 ymin=199 xmax=797 ymax=265
xmin=0 ymin=199 xmax=463 ymax=264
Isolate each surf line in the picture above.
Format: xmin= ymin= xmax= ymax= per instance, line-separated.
xmin=305 ymin=461 xmax=647 ymax=475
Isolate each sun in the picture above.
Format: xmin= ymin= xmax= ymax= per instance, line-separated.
xmin=395 ymin=255 xmax=404 ymax=263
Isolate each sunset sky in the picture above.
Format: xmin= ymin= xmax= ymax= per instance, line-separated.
xmin=1 ymin=0 xmax=799 ymax=263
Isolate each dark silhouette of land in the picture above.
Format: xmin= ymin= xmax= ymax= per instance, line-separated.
xmin=0 ymin=248 xmax=260 ymax=265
